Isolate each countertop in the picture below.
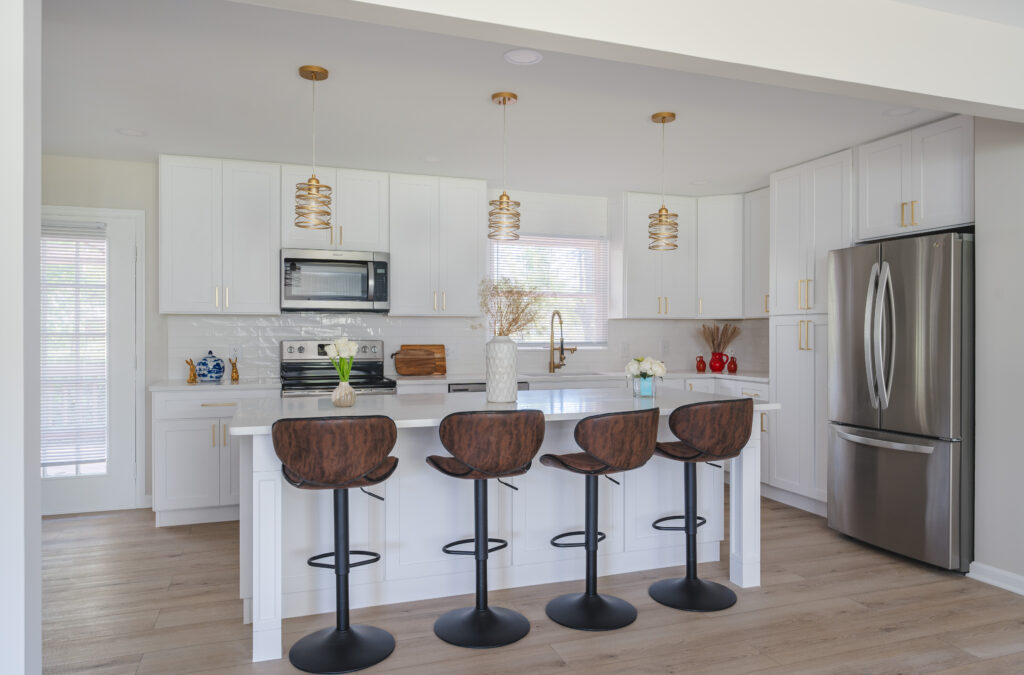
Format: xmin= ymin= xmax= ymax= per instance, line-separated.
xmin=230 ymin=386 xmax=779 ymax=436
xmin=397 ymin=370 xmax=770 ymax=385
xmin=150 ymin=378 xmax=281 ymax=392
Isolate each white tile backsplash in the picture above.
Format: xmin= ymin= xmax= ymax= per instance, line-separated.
xmin=166 ymin=313 xmax=768 ymax=381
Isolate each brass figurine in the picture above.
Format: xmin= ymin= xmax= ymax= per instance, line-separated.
xmin=185 ymin=358 xmax=198 ymax=385
xmin=230 ymin=357 xmax=239 ymax=384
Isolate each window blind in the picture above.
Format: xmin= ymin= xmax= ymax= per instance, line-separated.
xmin=40 ymin=223 xmax=109 ymax=474
xmin=489 ymin=234 xmax=609 ymax=346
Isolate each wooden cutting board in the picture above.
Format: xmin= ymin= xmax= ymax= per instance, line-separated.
xmin=400 ymin=344 xmax=447 ymax=375
xmin=392 ymin=349 xmax=436 ymax=376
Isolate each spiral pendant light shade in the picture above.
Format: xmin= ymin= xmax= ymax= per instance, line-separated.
xmin=295 ymin=65 xmax=332 ymax=230
xmin=488 ymin=91 xmax=521 ymax=240
xmin=648 ymin=111 xmax=679 ymax=251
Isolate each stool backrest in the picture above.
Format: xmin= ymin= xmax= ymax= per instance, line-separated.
xmin=574 ymin=408 xmax=660 ymax=471
xmin=272 ymin=416 xmax=397 ymax=486
xmin=667 ymin=399 xmax=753 ymax=461
xmin=438 ymin=409 xmax=545 ymax=476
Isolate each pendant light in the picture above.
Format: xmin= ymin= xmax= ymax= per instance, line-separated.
xmin=295 ymin=65 xmax=332 ymax=230
xmin=488 ymin=91 xmax=521 ymax=240
xmin=648 ymin=111 xmax=678 ymax=251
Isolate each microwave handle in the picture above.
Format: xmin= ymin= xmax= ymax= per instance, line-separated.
xmin=367 ymin=261 xmax=376 ymax=300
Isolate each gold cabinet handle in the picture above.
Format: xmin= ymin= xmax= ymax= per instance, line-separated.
xmin=223 ymin=423 xmax=227 ymax=446
xmin=433 ymin=291 xmax=438 ymax=312
xmin=797 ymin=280 xmax=805 ymax=310
xmin=689 ymin=383 xmax=694 ymax=391
xmin=741 ymin=390 xmax=760 ymax=398
xmin=806 ymin=319 xmax=813 ymax=351
xmin=657 ymin=296 xmax=662 ymax=315
xmin=760 ymin=412 xmax=767 ymax=433
xmin=798 ymin=320 xmax=804 ymax=350
xmin=900 ymin=202 xmax=907 ymax=227
xmin=805 ymin=279 xmax=812 ymax=310
xmin=764 ymin=294 xmax=769 ymax=314
xmin=200 ymin=402 xmax=236 ymax=407
xmin=215 ymin=286 xmax=220 ymax=308
xmin=212 ymin=423 xmax=216 ymax=447
xmin=698 ymin=297 xmax=703 ymax=315
xmin=910 ymin=200 xmax=919 ymax=226
xmin=664 ymin=296 xmax=669 ymax=314
xmin=442 ymin=291 xmax=446 ymax=312
xmin=225 ymin=286 xmax=229 ymax=310
xmin=337 ymin=224 xmax=343 ymax=246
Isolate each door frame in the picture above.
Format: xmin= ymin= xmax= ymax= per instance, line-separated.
xmin=40 ymin=205 xmax=147 ymax=511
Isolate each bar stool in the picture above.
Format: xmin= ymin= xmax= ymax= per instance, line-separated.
xmin=649 ymin=399 xmax=752 ymax=612
xmin=272 ymin=416 xmax=399 ymax=674
xmin=539 ymin=408 xmax=660 ymax=631
xmin=426 ymin=409 xmax=545 ymax=649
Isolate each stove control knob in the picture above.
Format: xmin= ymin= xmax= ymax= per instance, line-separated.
xmin=287 ymin=346 xmax=295 ymax=353
xmin=361 ymin=345 xmax=369 ymax=353
xmin=297 ymin=346 xmax=305 ymax=354
xmin=370 ymin=346 xmax=378 ymax=354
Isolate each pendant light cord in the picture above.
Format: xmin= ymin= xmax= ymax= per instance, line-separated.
xmin=502 ymin=100 xmax=508 ymax=191
xmin=660 ymin=121 xmax=666 ymax=203
xmin=311 ymin=75 xmax=317 ymax=176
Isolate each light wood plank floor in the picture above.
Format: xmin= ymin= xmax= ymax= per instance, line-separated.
xmin=43 ymin=497 xmax=1024 ymax=674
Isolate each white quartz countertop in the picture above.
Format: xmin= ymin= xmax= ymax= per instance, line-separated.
xmin=150 ymin=378 xmax=281 ymax=392
xmin=230 ymin=386 xmax=779 ymax=436
xmin=397 ymin=371 xmax=770 ymax=385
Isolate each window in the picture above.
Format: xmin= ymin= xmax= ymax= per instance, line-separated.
xmin=489 ymin=234 xmax=609 ymax=346
xmin=40 ymin=223 xmax=109 ymax=477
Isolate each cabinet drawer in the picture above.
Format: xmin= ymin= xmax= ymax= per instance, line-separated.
xmin=717 ymin=380 xmax=768 ymax=399
xmin=152 ymin=390 xmax=277 ymax=420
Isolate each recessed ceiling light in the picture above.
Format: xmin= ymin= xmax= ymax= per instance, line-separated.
xmin=503 ymin=48 xmax=543 ymax=66
xmin=116 ymin=128 xmax=147 ymax=137
xmin=883 ymin=107 xmax=916 ymax=117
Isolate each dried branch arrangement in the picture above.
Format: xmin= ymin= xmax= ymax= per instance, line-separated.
xmin=701 ymin=322 xmax=740 ymax=353
xmin=479 ymin=278 xmax=542 ymax=337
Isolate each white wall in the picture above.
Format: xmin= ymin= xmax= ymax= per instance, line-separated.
xmin=972 ymin=118 xmax=1024 ymax=582
xmin=2 ymin=0 xmax=41 ymax=671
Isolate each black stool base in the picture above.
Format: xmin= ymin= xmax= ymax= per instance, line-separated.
xmin=288 ymin=625 xmax=395 ymax=674
xmin=648 ymin=577 xmax=737 ymax=612
xmin=546 ymin=592 xmax=637 ymax=631
xmin=433 ymin=606 xmax=530 ymax=649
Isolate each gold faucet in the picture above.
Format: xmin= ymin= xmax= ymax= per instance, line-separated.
xmin=549 ymin=310 xmax=578 ymax=373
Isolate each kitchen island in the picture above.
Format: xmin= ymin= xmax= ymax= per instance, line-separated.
xmin=230 ymin=387 xmax=779 ymax=662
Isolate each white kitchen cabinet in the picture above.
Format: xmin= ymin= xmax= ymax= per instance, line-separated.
xmin=696 ymin=195 xmax=744 ymax=318
xmin=621 ymin=192 xmax=697 ymax=318
xmin=770 ymin=149 xmax=852 ymax=315
xmin=683 ymin=378 xmax=717 ymax=394
xmin=743 ymin=188 xmax=770 ymax=317
xmin=768 ymin=315 xmax=828 ymax=502
xmin=159 ymin=156 xmax=280 ymax=315
xmin=279 ymin=165 xmax=390 ymax=252
xmin=857 ymin=115 xmax=973 ymax=241
xmin=389 ymin=173 xmax=485 ymax=316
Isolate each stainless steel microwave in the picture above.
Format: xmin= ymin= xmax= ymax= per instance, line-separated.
xmin=280 ymin=249 xmax=389 ymax=312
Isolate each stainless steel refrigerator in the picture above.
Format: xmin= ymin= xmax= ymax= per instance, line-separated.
xmin=826 ymin=232 xmax=973 ymax=571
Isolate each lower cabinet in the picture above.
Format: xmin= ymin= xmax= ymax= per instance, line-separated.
xmin=152 ymin=388 xmax=279 ymax=526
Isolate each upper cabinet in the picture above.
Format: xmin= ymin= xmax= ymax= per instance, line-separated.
xmin=770 ymin=149 xmax=853 ymax=315
xmin=696 ymin=194 xmax=743 ymax=319
xmin=279 ymin=165 xmax=389 ymax=252
xmin=159 ymin=156 xmax=280 ymax=315
xmin=856 ymin=115 xmax=973 ymax=241
xmin=388 ymin=173 xmax=485 ymax=316
xmin=743 ymin=188 xmax=770 ymax=318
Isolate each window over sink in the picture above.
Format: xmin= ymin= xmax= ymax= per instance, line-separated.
xmin=489 ymin=234 xmax=609 ymax=347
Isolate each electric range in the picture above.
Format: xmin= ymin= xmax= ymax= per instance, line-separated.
xmin=280 ymin=339 xmax=396 ymax=397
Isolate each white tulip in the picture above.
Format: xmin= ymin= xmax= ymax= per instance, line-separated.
xmin=652 ymin=360 xmax=667 ymax=377
xmin=334 ymin=338 xmax=358 ymax=359
xmin=324 ymin=344 xmax=339 ymax=359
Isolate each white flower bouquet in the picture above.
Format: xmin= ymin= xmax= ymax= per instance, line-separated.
xmin=625 ymin=356 xmax=667 ymax=379
xmin=324 ymin=337 xmax=359 ymax=382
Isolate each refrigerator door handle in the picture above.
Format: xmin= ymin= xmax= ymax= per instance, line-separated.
xmin=874 ymin=261 xmax=892 ymax=409
xmin=883 ymin=264 xmax=896 ymax=405
xmin=864 ymin=262 xmax=880 ymax=410
xmin=836 ymin=429 xmax=934 ymax=455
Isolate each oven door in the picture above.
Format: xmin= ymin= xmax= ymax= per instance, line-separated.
xmin=280 ymin=250 xmax=388 ymax=311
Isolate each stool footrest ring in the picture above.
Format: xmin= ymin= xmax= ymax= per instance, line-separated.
xmin=550 ymin=530 xmax=607 ymax=548
xmin=307 ymin=549 xmax=381 ymax=570
xmin=442 ymin=537 xmax=508 ymax=556
xmin=652 ymin=514 xmax=707 ymax=532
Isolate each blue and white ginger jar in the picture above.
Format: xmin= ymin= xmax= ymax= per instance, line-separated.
xmin=196 ymin=350 xmax=225 ymax=382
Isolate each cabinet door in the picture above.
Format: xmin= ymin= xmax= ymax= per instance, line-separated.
xmin=279 ymin=164 xmax=337 ymax=250
xmin=336 ymin=169 xmax=389 ymax=252
xmin=222 ymin=161 xmax=280 ymax=314
xmin=856 ymin=132 xmax=912 ymax=241
xmin=159 ymin=156 xmax=223 ymax=313
xmin=437 ymin=178 xmax=486 ymax=316
xmin=770 ymin=166 xmax=805 ymax=315
xmin=219 ymin=419 xmax=240 ymax=506
xmin=660 ymin=195 xmax=698 ymax=318
xmin=623 ymin=193 xmax=666 ymax=319
xmin=743 ymin=188 xmax=770 ymax=318
xmin=685 ymin=378 xmax=717 ymax=394
xmin=389 ymin=173 xmax=440 ymax=316
xmin=696 ymin=195 xmax=743 ymax=318
xmin=768 ymin=317 xmax=812 ymax=494
xmin=912 ymin=115 xmax=974 ymax=231
xmin=153 ymin=419 xmax=222 ymax=511
xmin=808 ymin=318 xmax=829 ymax=502
xmin=806 ymin=150 xmax=852 ymax=312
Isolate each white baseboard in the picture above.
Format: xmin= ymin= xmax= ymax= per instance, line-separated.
xmin=155 ymin=504 xmax=239 ymax=527
xmin=760 ymin=484 xmax=827 ymax=517
xmin=968 ymin=561 xmax=1024 ymax=596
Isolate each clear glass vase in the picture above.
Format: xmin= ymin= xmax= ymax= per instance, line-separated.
xmin=632 ymin=376 xmax=657 ymax=398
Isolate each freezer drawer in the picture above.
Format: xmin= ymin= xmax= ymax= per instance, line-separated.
xmin=827 ymin=424 xmax=963 ymax=570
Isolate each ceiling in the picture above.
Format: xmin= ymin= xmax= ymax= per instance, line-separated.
xmin=892 ymin=0 xmax=1024 ymax=28
xmin=43 ymin=0 xmax=949 ymax=197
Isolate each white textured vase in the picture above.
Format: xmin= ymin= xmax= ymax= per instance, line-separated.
xmin=486 ymin=335 xmax=518 ymax=403
xmin=331 ymin=382 xmax=356 ymax=408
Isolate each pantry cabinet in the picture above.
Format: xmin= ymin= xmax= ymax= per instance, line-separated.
xmin=770 ymin=149 xmax=852 ymax=315
xmin=279 ymin=165 xmax=389 ymax=252
xmin=621 ymin=192 xmax=697 ymax=319
xmin=857 ymin=115 xmax=973 ymax=241
xmin=159 ymin=156 xmax=280 ymax=314
xmin=388 ymin=173 xmax=486 ymax=316
xmin=696 ymin=195 xmax=744 ymax=318
xmin=743 ymin=188 xmax=770 ymax=317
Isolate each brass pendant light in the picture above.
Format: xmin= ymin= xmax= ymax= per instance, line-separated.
xmin=648 ymin=111 xmax=679 ymax=251
xmin=488 ymin=91 xmax=521 ymax=240
xmin=295 ymin=65 xmax=332 ymax=230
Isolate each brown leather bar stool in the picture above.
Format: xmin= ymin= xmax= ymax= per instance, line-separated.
xmin=649 ymin=399 xmax=753 ymax=612
xmin=539 ymin=408 xmax=660 ymax=631
xmin=272 ymin=416 xmax=399 ymax=674
xmin=426 ymin=409 xmax=545 ymax=648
